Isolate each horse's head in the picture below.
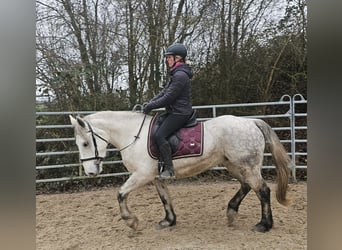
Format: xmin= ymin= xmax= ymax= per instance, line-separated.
xmin=69 ymin=115 xmax=108 ymax=176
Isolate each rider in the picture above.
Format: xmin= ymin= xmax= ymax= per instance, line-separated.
xmin=143 ymin=43 xmax=194 ymax=179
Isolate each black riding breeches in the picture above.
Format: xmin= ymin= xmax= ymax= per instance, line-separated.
xmin=153 ymin=113 xmax=190 ymax=147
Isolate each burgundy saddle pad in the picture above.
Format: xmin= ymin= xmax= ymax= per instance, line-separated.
xmin=147 ymin=114 xmax=204 ymax=160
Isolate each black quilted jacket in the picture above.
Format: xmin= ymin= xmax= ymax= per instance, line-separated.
xmin=147 ymin=63 xmax=193 ymax=115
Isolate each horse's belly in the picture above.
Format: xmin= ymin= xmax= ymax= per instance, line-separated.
xmin=174 ymin=144 xmax=223 ymax=178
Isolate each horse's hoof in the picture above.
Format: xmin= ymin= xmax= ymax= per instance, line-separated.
xmin=227 ymin=209 xmax=237 ymax=225
xmin=155 ymin=219 xmax=175 ymax=230
xmin=126 ymin=216 xmax=139 ymax=230
xmin=252 ymin=222 xmax=271 ymax=233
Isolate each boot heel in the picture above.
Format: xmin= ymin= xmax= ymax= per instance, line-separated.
xmin=156 ymin=142 xmax=175 ymax=179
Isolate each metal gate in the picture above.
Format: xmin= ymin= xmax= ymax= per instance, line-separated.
xmin=36 ymin=94 xmax=307 ymax=183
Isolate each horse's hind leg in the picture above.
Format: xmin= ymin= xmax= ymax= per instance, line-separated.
xmin=252 ymin=181 xmax=273 ymax=232
xmin=154 ymin=179 xmax=176 ymax=229
xmin=245 ymin=171 xmax=273 ymax=232
xmin=231 ymin=165 xmax=273 ymax=232
xmin=227 ymin=182 xmax=251 ymax=225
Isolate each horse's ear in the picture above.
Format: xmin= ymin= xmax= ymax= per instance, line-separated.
xmin=76 ymin=116 xmax=86 ymax=128
xmin=69 ymin=115 xmax=86 ymax=128
xmin=69 ymin=115 xmax=77 ymax=127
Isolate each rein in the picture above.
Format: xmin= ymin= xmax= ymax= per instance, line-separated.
xmin=80 ymin=114 xmax=147 ymax=163
xmin=118 ymin=114 xmax=147 ymax=152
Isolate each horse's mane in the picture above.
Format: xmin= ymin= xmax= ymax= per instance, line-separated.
xmin=85 ymin=110 xmax=147 ymax=120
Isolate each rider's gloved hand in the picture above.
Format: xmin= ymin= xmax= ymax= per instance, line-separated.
xmin=143 ymin=103 xmax=152 ymax=114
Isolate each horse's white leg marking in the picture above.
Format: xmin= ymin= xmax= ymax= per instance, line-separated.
xmin=117 ymin=172 xmax=152 ymax=230
xmin=154 ymin=179 xmax=176 ymax=229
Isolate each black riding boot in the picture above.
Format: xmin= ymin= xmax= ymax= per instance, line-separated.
xmin=158 ymin=142 xmax=175 ymax=179
xmin=154 ymin=146 xmax=165 ymax=173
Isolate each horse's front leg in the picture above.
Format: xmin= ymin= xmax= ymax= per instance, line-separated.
xmin=117 ymin=173 xmax=150 ymax=230
xmin=154 ymin=179 xmax=176 ymax=229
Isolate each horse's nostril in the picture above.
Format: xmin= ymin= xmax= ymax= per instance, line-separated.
xmin=88 ymin=172 xmax=97 ymax=177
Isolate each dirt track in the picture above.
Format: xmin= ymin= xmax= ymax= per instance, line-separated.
xmin=36 ymin=181 xmax=307 ymax=249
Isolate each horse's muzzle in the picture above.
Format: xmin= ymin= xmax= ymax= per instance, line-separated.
xmin=85 ymin=163 xmax=102 ymax=177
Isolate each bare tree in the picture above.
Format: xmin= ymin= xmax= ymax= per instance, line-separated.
xmin=36 ymin=0 xmax=304 ymax=110
xmin=36 ymin=0 xmax=126 ymax=110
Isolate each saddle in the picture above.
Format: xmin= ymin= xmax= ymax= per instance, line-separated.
xmin=147 ymin=111 xmax=204 ymax=160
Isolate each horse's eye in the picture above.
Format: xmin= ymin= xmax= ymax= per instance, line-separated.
xmin=83 ymin=142 xmax=89 ymax=147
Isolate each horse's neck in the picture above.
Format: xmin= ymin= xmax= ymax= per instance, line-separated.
xmin=87 ymin=111 xmax=148 ymax=148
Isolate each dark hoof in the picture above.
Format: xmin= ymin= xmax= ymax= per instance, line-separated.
xmin=252 ymin=222 xmax=272 ymax=233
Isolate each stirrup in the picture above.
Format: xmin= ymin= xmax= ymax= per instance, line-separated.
xmin=157 ymin=170 xmax=176 ymax=180
xmin=158 ymin=161 xmax=164 ymax=173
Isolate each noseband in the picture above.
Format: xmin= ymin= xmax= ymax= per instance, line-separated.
xmin=80 ymin=121 xmax=109 ymax=163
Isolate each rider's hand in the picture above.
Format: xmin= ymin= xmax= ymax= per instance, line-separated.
xmin=143 ymin=104 xmax=152 ymax=114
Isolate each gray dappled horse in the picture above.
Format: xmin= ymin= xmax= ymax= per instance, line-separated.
xmin=70 ymin=111 xmax=292 ymax=232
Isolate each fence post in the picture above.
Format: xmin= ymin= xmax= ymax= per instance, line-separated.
xmin=292 ymin=94 xmax=306 ymax=182
xmin=280 ymin=95 xmax=297 ymax=182
xmin=78 ymin=161 xmax=83 ymax=177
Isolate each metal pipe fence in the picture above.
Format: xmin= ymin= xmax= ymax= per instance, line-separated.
xmin=36 ymin=94 xmax=307 ymax=183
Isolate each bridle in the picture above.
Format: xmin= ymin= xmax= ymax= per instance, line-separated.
xmin=79 ymin=114 xmax=147 ymax=163
xmin=80 ymin=120 xmax=109 ymax=163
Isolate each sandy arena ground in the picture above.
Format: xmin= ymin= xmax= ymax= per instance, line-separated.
xmin=36 ymin=181 xmax=307 ymax=249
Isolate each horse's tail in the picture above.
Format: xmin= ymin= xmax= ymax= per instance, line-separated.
xmin=254 ymin=119 xmax=292 ymax=206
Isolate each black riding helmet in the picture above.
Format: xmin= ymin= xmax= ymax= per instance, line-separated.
xmin=164 ymin=43 xmax=187 ymax=60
